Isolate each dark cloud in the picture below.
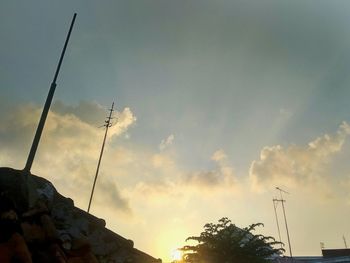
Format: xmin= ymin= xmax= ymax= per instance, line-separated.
xmin=184 ymin=170 xmax=222 ymax=187
xmin=52 ymin=100 xmax=107 ymax=126
xmin=97 ymin=177 xmax=132 ymax=215
xmin=180 ymin=150 xmax=236 ymax=189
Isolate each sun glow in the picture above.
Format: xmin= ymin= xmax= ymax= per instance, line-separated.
xmin=171 ymin=249 xmax=183 ymax=261
xmin=154 ymin=223 xmax=189 ymax=262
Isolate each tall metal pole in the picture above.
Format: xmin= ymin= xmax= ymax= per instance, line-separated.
xmin=24 ymin=13 xmax=77 ymax=174
xmin=273 ymin=198 xmax=283 ymax=249
xmin=87 ymin=102 xmax=114 ymax=213
xmin=276 ymin=187 xmax=293 ymax=260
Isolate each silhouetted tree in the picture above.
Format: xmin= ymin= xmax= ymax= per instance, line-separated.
xmin=181 ymin=217 xmax=284 ymax=263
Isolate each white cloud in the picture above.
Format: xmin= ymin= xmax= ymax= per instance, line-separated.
xmin=53 ymin=100 xmax=136 ymax=139
xmin=152 ymin=153 xmax=175 ymax=169
xmin=109 ymin=107 xmax=137 ymax=138
xmin=159 ymin=134 xmax=175 ymax=151
xmin=0 ymin=102 xmax=242 ymax=222
xmin=249 ymin=122 xmax=350 ymax=193
xmin=0 ymin=101 xmax=136 ymax=214
xmin=211 ymin=149 xmax=227 ymax=162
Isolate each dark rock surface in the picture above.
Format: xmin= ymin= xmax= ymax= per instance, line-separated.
xmin=0 ymin=167 xmax=161 ymax=263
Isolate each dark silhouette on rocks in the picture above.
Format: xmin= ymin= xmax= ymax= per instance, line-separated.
xmin=0 ymin=167 xmax=161 ymax=263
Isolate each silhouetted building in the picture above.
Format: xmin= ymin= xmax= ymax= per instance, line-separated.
xmin=273 ymin=249 xmax=350 ymax=263
xmin=322 ymin=249 xmax=350 ymax=259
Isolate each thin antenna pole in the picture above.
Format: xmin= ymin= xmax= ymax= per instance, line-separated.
xmin=276 ymin=187 xmax=293 ymax=260
xmin=24 ymin=13 xmax=77 ymax=174
xmin=87 ymin=102 xmax=114 ymax=213
xmin=343 ymin=235 xmax=348 ymax=248
xmin=273 ymin=198 xmax=283 ymax=249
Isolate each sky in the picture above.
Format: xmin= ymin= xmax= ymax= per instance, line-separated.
xmin=2 ymin=0 xmax=350 ymax=261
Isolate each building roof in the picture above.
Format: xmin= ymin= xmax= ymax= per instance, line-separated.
xmin=323 ymin=249 xmax=350 ymax=258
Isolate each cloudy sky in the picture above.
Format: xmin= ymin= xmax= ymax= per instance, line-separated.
xmin=2 ymin=0 xmax=350 ymax=261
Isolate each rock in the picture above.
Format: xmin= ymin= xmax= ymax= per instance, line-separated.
xmin=0 ymin=167 xmax=160 ymax=263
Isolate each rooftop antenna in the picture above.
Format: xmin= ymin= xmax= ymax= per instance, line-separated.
xmin=23 ymin=13 xmax=77 ymax=174
xmin=275 ymin=187 xmax=293 ymax=260
xmin=87 ymin=102 xmax=115 ymax=213
xmin=272 ymin=198 xmax=283 ymax=249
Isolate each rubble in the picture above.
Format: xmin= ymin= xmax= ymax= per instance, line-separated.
xmin=0 ymin=167 xmax=161 ymax=263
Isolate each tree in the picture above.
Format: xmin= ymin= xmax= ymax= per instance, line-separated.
xmin=180 ymin=217 xmax=284 ymax=263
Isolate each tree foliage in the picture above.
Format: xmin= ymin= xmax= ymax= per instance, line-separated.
xmin=180 ymin=217 xmax=284 ymax=263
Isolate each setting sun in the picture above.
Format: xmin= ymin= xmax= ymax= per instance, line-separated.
xmin=5 ymin=2 xmax=350 ymax=263
xmin=171 ymin=249 xmax=183 ymax=261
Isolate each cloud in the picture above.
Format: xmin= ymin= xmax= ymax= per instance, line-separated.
xmin=279 ymin=108 xmax=293 ymax=119
xmin=0 ymin=101 xmax=241 ymax=218
xmin=141 ymin=148 xmax=238 ymax=194
xmin=152 ymin=153 xmax=175 ymax=169
xmin=109 ymin=107 xmax=137 ymax=138
xmin=52 ymin=100 xmax=106 ymax=126
xmin=52 ymin=100 xmax=136 ymax=139
xmin=94 ymin=176 xmax=132 ymax=214
xmin=211 ymin=149 xmax=227 ymax=162
xmin=0 ymin=104 xmax=42 ymax=149
xmin=184 ymin=170 xmax=223 ymax=187
xmin=120 ymin=148 xmax=239 ymax=203
xmin=183 ymin=149 xmax=236 ymax=189
xmin=0 ymin=101 xmax=135 ymax=214
xmin=159 ymin=134 xmax=175 ymax=151
xmin=249 ymin=122 xmax=350 ymax=192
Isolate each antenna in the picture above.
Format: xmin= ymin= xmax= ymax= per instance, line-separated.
xmin=343 ymin=235 xmax=348 ymax=249
xmin=87 ymin=102 xmax=115 ymax=213
xmin=23 ymin=13 xmax=77 ymax=174
xmin=275 ymin=187 xmax=293 ymax=260
xmin=272 ymin=198 xmax=283 ymax=249
xmin=276 ymin=187 xmax=290 ymax=195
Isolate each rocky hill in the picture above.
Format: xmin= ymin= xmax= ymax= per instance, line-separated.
xmin=0 ymin=167 xmax=161 ymax=263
